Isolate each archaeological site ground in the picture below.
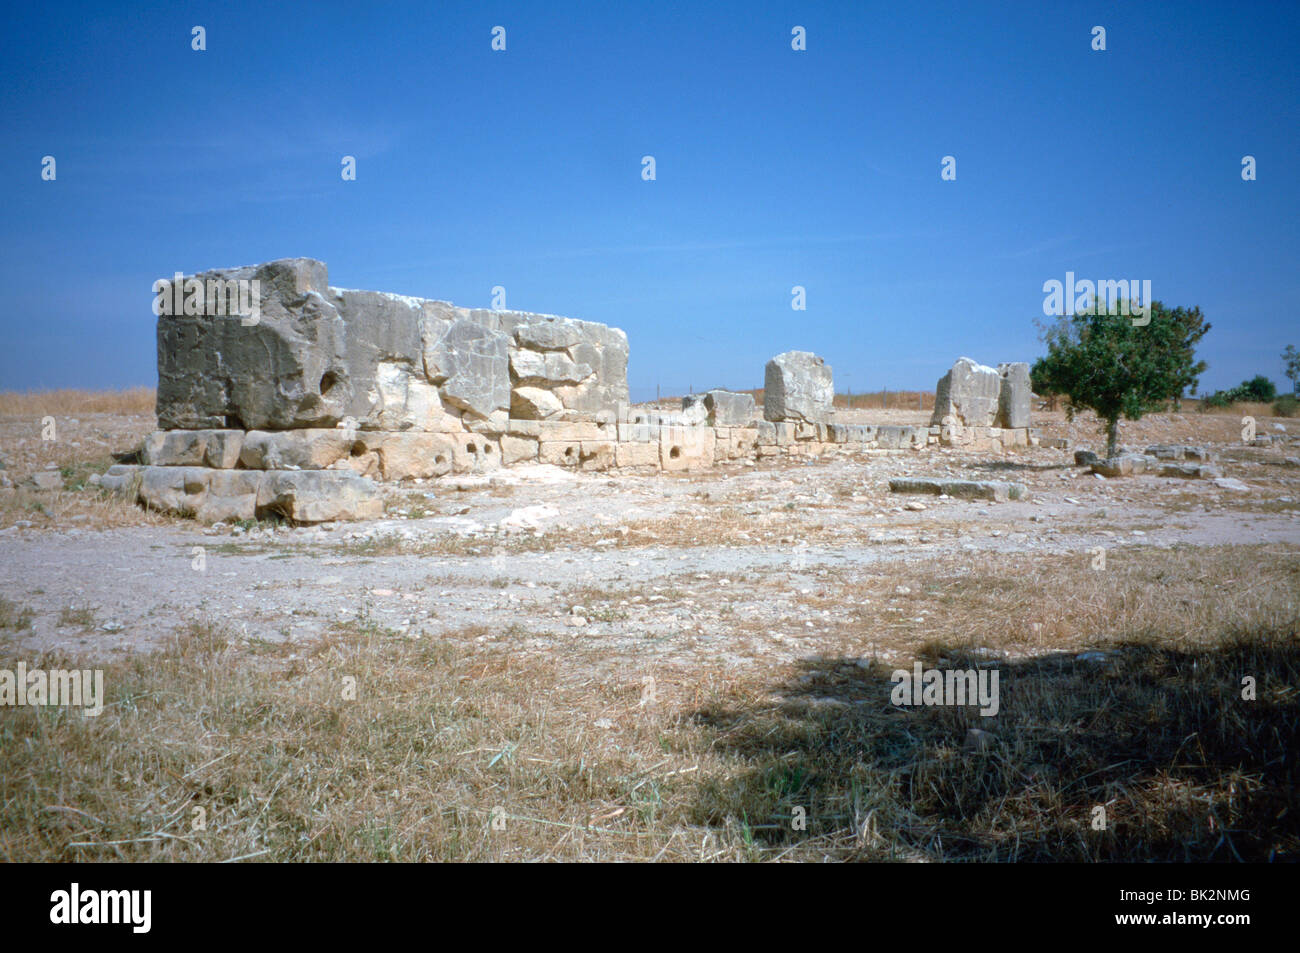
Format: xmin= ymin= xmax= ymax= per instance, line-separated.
xmin=3 ymin=6 xmax=1299 ymax=902
xmin=1 ymin=257 xmax=1297 ymax=864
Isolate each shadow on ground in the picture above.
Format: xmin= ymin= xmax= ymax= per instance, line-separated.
xmin=687 ymin=632 xmax=1300 ymax=861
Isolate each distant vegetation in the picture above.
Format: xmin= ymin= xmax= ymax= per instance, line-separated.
xmin=1031 ymin=301 xmax=1210 ymax=457
xmin=0 ymin=388 xmax=155 ymax=415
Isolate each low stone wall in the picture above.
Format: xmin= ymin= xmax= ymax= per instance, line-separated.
xmin=115 ymin=414 xmax=1037 ymax=522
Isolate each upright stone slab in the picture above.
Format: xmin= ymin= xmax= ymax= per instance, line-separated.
xmin=764 ymin=352 xmax=833 ymax=423
xmin=997 ymin=362 xmax=1031 ymax=429
xmin=930 ymin=357 xmax=1002 ymax=428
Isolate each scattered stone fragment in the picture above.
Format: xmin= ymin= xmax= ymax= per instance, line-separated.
xmin=1212 ymin=477 xmax=1251 ymax=491
xmin=29 ymin=471 xmax=64 ymax=491
xmin=889 ymin=477 xmax=1027 ymax=502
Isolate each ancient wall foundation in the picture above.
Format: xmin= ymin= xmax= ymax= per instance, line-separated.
xmin=103 ymin=259 xmax=1037 ymax=522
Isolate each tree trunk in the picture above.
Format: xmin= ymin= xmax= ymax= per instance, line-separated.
xmin=1105 ymin=416 xmax=1119 ymax=459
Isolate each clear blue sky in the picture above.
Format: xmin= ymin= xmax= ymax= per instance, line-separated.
xmin=3 ymin=0 xmax=1297 ymax=401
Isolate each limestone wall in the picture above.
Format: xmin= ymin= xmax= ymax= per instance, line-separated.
xmin=127 ymin=257 xmax=1036 ymax=523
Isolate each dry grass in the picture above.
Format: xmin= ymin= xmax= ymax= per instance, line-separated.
xmin=2 ymin=544 xmax=1296 ymax=862
xmin=0 ymin=388 xmax=155 ymax=415
xmin=0 ymin=484 xmax=175 ymax=531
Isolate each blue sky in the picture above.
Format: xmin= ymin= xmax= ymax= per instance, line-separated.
xmin=2 ymin=0 xmax=1298 ymax=400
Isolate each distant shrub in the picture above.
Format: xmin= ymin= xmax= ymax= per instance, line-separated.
xmin=1274 ymin=394 xmax=1299 ymax=418
xmin=1238 ymin=375 xmax=1277 ymax=402
xmin=1199 ymin=375 xmax=1279 ymax=411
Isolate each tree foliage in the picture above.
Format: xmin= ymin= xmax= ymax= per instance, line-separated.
xmin=1031 ymin=301 xmax=1209 ymax=457
xmin=1283 ymin=345 xmax=1300 ymax=395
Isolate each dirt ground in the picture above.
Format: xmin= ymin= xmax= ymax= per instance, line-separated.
xmin=2 ymin=403 xmax=1299 ymax=862
xmin=2 ymin=406 xmax=1297 ymax=665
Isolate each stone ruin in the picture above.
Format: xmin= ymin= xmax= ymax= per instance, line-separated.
xmin=929 ymin=356 xmax=1034 ymax=451
xmin=100 ymin=258 xmax=1037 ymax=522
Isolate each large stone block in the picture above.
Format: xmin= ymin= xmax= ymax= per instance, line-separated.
xmin=156 ymin=258 xmax=348 ymax=430
xmin=425 ymin=317 xmax=512 ymax=419
xmin=930 ymin=357 xmax=1002 ymax=428
xmin=539 ymin=440 xmax=581 ymax=467
xmin=660 ymin=426 xmax=715 ymax=471
xmin=500 ymin=434 xmax=539 ymax=465
xmin=239 ymin=429 xmax=353 ymax=470
xmin=510 ymin=349 xmax=593 ymax=385
xmin=680 ymin=394 xmax=710 ymax=426
xmin=449 ymin=433 xmax=501 ymax=473
xmin=615 ymin=441 xmax=660 ymax=468
xmin=682 ymin=390 xmax=755 ymax=427
xmin=353 ymin=432 xmax=455 ymax=481
xmin=727 ymin=427 xmax=759 ymax=459
xmin=257 ymin=470 xmax=383 ymax=522
xmin=997 ymin=362 xmax=1032 ymax=429
xmin=511 ymin=385 xmax=564 ymax=419
xmin=512 ymin=315 xmax=629 ymax=413
xmin=618 ymin=421 xmax=660 ymax=443
xmin=579 ymin=441 xmax=616 ymax=471
xmin=143 ymin=430 xmax=244 ymax=468
xmin=1091 ymin=454 xmax=1157 ymax=478
xmin=764 ymin=351 xmax=833 ymax=423
xmin=705 ymin=390 xmax=757 ymax=426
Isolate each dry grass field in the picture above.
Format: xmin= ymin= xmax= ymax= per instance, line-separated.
xmin=1 ymin=389 xmax=1298 ymax=862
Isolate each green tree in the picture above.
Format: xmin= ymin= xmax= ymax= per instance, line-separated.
xmin=1031 ymin=301 xmax=1210 ymax=458
xmin=1283 ymin=345 xmax=1300 ymax=395
xmin=1237 ymin=375 xmax=1276 ymax=402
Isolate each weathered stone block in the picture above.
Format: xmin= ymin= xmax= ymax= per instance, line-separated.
xmin=579 ymin=441 xmax=616 ymax=471
xmin=426 ymin=317 xmax=512 ymax=419
xmin=1092 ymin=454 xmax=1157 ymax=478
xmin=143 ymin=430 xmax=244 ymax=468
xmin=930 ymin=357 xmax=1001 ymax=428
xmin=356 ymin=432 xmax=455 ymax=481
xmin=997 ymin=362 xmax=1032 ymax=429
xmin=694 ymin=389 xmax=756 ymax=426
xmin=660 ymin=427 xmax=715 ymax=471
xmin=257 ymin=470 xmax=383 ymax=522
xmin=500 ymin=434 xmax=539 ymax=466
xmin=450 ymin=433 xmax=501 ymax=473
xmin=156 ymin=258 xmax=347 ymax=430
xmin=239 ymin=430 xmax=352 ymax=470
xmin=615 ymin=441 xmax=659 ymax=468
xmin=539 ymin=440 xmax=581 ymax=467
xmin=617 ymin=421 xmax=659 ymax=443
xmin=764 ymin=351 xmax=833 ymax=423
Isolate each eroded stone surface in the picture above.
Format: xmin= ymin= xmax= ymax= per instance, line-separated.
xmin=764 ymin=352 xmax=833 ymax=423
